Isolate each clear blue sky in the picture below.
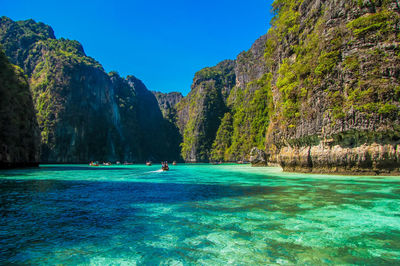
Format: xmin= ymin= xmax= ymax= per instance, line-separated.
xmin=2 ymin=0 xmax=274 ymax=95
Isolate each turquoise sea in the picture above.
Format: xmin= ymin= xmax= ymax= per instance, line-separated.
xmin=0 ymin=164 xmax=399 ymax=265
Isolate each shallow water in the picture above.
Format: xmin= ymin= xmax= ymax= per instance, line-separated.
xmin=0 ymin=164 xmax=399 ymax=265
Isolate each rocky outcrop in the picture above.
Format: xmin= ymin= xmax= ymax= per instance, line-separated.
xmin=250 ymin=147 xmax=268 ymax=166
xmin=0 ymin=17 xmax=181 ymax=163
xmin=249 ymin=147 xmax=268 ymax=167
xmin=278 ymin=142 xmax=400 ymax=175
xmin=0 ymin=47 xmax=40 ymax=168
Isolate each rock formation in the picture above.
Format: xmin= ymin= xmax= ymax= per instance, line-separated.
xmin=176 ymin=60 xmax=235 ymax=162
xmin=179 ymin=0 xmax=400 ymax=174
xmin=249 ymin=147 xmax=268 ymax=166
xmin=0 ymin=17 xmax=181 ymax=163
xmin=0 ymin=47 xmax=40 ymax=168
xmin=152 ymin=91 xmax=183 ymax=121
xmin=2 ymin=0 xmax=400 ymax=174
xmin=263 ymin=0 xmax=400 ymax=174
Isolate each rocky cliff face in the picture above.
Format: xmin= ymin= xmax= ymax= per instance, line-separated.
xmin=152 ymin=91 xmax=183 ymax=121
xmin=180 ymin=0 xmax=400 ymax=173
xmin=151 ymin=91 xmax=184 ymax=161
xmin=176 ymin=60 xmax=235 ymax=162
xmin=0 ymin=17 xmax=181 ymax=163
xmin=211 ymin=34 xmax=271 ymax=162
xmin=262 ymin=0 xmax=400 ymax=174
xmin=180 ymin=34 xmax=270 ymax=163
xmin=0 ymin=47 xmax=40 ymax=168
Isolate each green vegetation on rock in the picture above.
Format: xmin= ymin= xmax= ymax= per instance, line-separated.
xmin=0 ymin=17 xmax=182 ymax=163
xmin=0 ymin=46 xmax=39 ymax=166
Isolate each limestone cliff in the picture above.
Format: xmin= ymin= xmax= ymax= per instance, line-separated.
xmin=0 ymin=17 xmax=181 ymax=163
xmin=152 ymin=91 xmax=183 ymax=121
xmin=0 ymin=47 xmax=40 ymax=168
xmin=180 ymin=0 xmax=400 ymax=174
xmin=263 ymin=0 xmax=400 ymax=174
xmin=176 ymin=60 xmax=235 ymax=162
xmin=211 ymin=34 xmax=270 ymax=162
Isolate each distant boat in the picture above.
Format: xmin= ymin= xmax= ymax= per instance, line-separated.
xmin=172 ymin=161 xmax=177 ymax=165
xmin=237 ymin=161 xmax=244 ymax=164
xmin=103 ymin=162 xmax=112 ymax=166
xmin=89 ymin=162 xmax=99 ymax=166
xmin=116 ymin=161 xmax=121 ymax=165
xmin=161 ymin=161 xmax=169 ymax=171
xmin=124 ymin=162 xmax=133 ymax=165
xmin=146 ymin=162 xmax=152 ymax=166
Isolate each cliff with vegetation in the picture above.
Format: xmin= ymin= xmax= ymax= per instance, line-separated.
xmin=176 ymin=60 xmax=235 ymax=162
xmin=177 ymin=34 xmax=271 ymax=163
xmin=179 ymin=0 xmax=400 ymax=173
xmin=262 ymin=0 xmax=400 ymax=174
xmin=2 ymin=0 xmax=400 ymax=174
xmin=152 ymin=91 xmax=183 ymax=121
xmin=0 ymin=16 xmax=181 ymax=163
xmin=0 ymin=46 xmax=39 ymax=168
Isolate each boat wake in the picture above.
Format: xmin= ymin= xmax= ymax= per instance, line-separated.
xmin=148 ymin=169 xmax=164 ymax=173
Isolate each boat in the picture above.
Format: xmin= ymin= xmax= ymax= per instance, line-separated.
xmin=172 ymin=161 xmax=177 ymax=165
xmin=161 ymin=161 xmax=169 ymax=171
xmin=103 ymin=162 xmax=112 ymax=166
xmin=89 ymin=162 xmax=99 ymax=166
xmin=146 ymin=161 xmax=152 ymax=166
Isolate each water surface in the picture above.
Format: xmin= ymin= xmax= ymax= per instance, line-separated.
xmin=0 ymin=164 xmax=399 ymax=264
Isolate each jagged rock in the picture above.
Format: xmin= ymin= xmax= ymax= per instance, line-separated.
xmin=249 ymin=147 xmax=267 ymax=167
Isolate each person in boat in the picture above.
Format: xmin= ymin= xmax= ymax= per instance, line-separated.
xmin=161 ymin=161 xmax=169 ymax=171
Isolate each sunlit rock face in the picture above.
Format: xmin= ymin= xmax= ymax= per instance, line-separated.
xmin=178 ymin=0 xmax=400 ymax=173
xmin=261 ymin=0 xmax=400 ymax=174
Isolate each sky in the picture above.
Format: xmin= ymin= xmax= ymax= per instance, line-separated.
xmin=2 ymin=0 xmax=274 ymax=95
